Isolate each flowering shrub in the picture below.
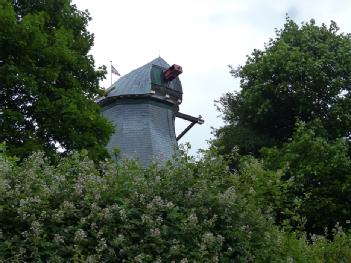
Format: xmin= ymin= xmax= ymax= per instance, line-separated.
xmin=0 ymin=146 xmax=350 ymax=262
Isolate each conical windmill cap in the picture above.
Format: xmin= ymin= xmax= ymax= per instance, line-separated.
xmin=105 ymin=57 xmax=183 ymax=100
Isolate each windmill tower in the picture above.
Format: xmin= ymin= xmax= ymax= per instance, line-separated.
xmin=98 ymin=57 xmax=203 ymax=166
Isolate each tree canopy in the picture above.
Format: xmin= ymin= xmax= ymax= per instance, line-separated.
xmin=214 ymin=17 xmax=351 ymax=236
xmin=261 ymin=122 xmax=351 ymax=235
xmin=0 ymin=0 xmax=114 ymax=161
xmin=215 ymin=18 xmax=351 ymax=156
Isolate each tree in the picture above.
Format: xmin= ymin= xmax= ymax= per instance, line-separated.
xmin=215 ymin=18 xmax=351 ymax=156
xmin=0 ymin=0 xmax=114 ymax=161
xmin=261 ymin=122 xmax=351 ymax=235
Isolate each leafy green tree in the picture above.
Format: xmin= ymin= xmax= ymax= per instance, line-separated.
xmin=261 ymin=122 xmax=351 ymax=235
xmin=0 ymin=0 xmax=113 ymax=161
xmin=215 ymin=18 xmax=351 ymax=156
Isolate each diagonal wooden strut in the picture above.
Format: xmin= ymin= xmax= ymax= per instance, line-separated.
xmin=176 ymin=112 xmax=204 ymax=141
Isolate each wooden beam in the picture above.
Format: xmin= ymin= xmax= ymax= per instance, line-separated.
xmin=176 ymin=112 xmax=204 ymax=141
xmin=176 ymin=121 xmax=197 ymax=141
xmin=176 ymin=112 xmax=204 ymax=124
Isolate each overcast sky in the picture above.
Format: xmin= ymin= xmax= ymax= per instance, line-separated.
xmin=73 ymin=0 xmax=351 ymax=155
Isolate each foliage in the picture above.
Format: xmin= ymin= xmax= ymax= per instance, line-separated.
xmin=0 ymin=0 xmax=114 ymax=161
xmin=261 ymin=122 xmax=351 ymax=235
xmin=0 ymin=148 xmax=351 ymax=262
xmin=215 ymin=17 xmax=351 ymax=156
xmin=227 ymin=145 xmax=351 ymax=261
xmin=277 ymin=229 xmax=351 ymax=263
xmin=0 ymin=148 xmax=276 ymax=262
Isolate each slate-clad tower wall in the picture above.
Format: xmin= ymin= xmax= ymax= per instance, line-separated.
xmin=98 ymin=57 xmax=183 ymax=166
xmin=102 ymin=100 xmax=177 ymax=166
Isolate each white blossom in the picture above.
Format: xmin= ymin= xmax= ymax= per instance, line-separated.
xmin=74 ymin=229 xmax=87 ymax=242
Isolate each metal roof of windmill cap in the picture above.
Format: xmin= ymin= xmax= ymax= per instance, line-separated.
xmin=106 ymin=57 xmax=183 ymax=98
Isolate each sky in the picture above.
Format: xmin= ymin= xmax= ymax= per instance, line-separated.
xmin=73 ymin=0 xmax=351 ymax=155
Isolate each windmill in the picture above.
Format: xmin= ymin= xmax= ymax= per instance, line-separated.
xmin=98 ymin=57 xmax=203 ymax=166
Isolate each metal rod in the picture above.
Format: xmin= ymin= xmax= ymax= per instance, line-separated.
xmin=110 ymin=61 xmax=112 ymax=86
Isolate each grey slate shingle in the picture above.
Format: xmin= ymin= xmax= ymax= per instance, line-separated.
xmin=101 ymin=57 xmax=182 ymax=166
xmin=106 ymin=57 xmax=182 ymax=97
xmin=103 ymin=100 xmax=177 ymax=166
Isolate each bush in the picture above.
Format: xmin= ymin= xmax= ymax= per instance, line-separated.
xmin=0 ymin=147 xmax=350 ymax=262
xmin=0 ymin=147 xmax=282 ymax=262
